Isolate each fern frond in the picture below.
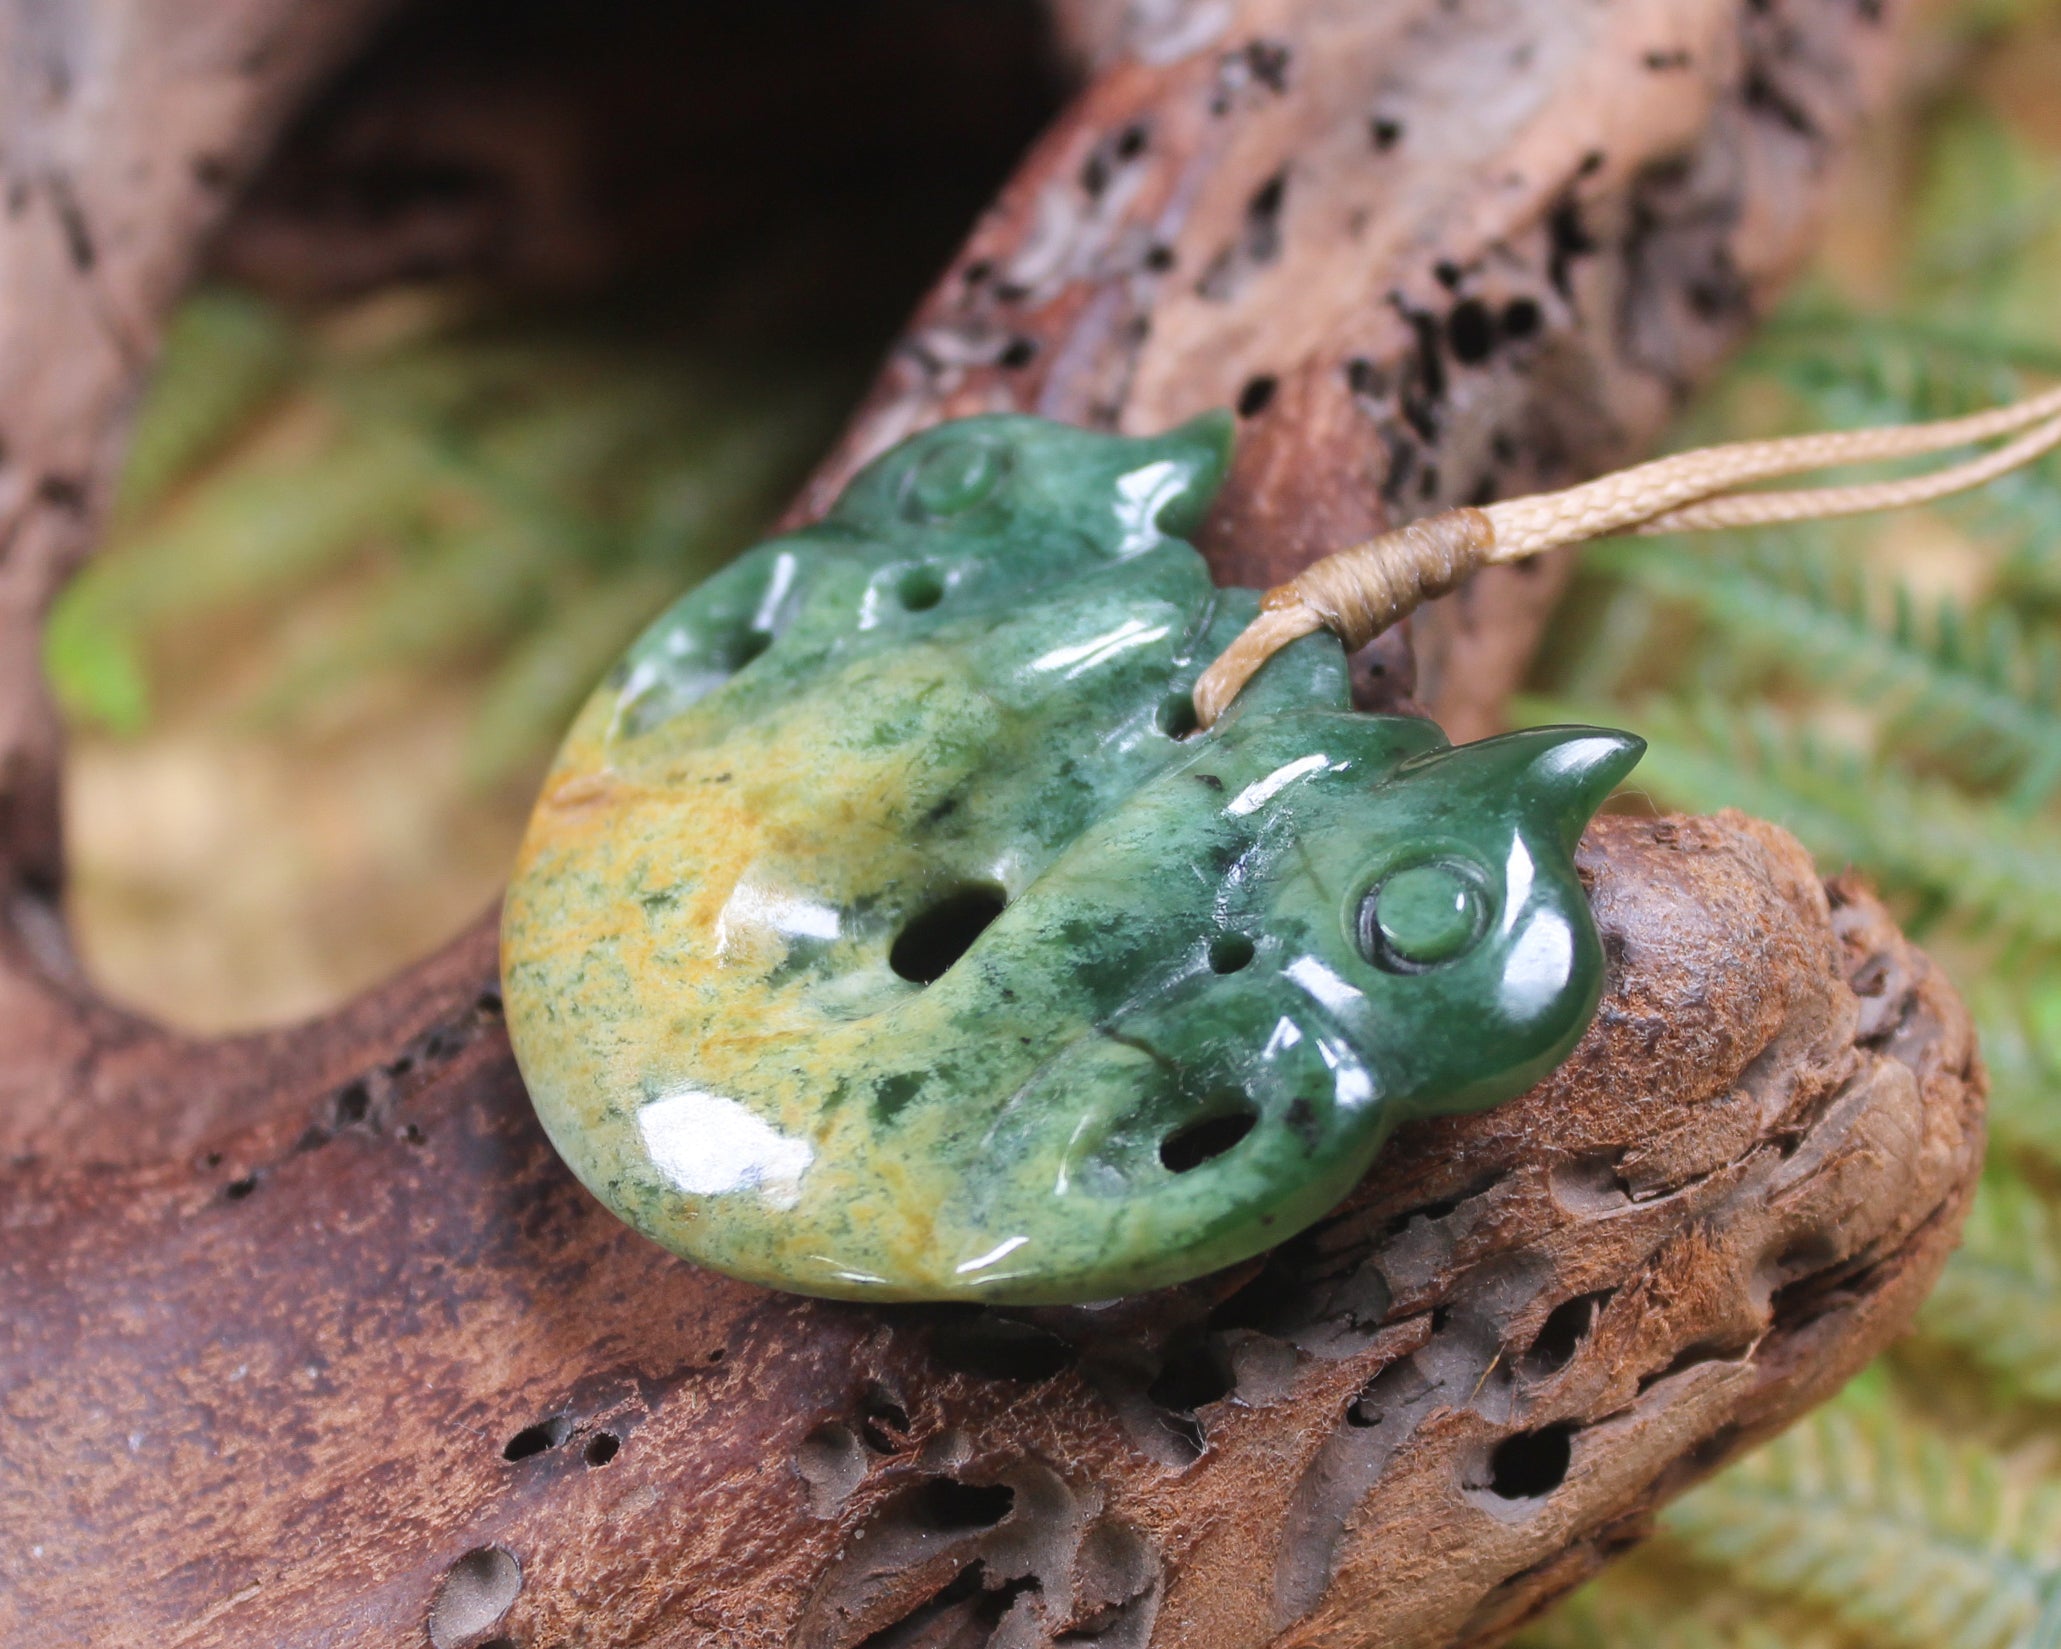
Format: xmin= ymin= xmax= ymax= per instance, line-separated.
xmin=1662 ymin=1394 xmax=2061 ymax=1649
xmin=1592 ymin=536 xmax=2061 ymax=807
xmin=1910 ymin=94 xmax=2061 ymax=312
xmin=1733 ymin=308 xmax=2061 ymax=588
xmin=1513 ymin=1551 xmax=1865 ymax=1649
xmin=1967 ymin=976 xmax=2061 ymax=1168
xmin=115 ymin=288 xmax=299 ymax=519
xmin=1517 ymin=692 xmax=2061 ymax=950
xmin=463 ymin=566 xmax=682 ymax=787
xmin=248 ymin=518 xmax=556 ymax=722
xmin=1918 ymin=1163 xmax=2061 ymax=1406
xmin=1754 ymin=308 xmax=2061 ymax=385
xmin=80 ymin=423 xmax=434 ymax=630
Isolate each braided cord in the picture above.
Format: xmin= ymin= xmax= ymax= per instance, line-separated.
xmin=1191 ymin=383 xmax=2061 ymax=727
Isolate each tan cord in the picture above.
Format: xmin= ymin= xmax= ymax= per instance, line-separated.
xmin=1192 ymin=383 xmax=2061 ymax=728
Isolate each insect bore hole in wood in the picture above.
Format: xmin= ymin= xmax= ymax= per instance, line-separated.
xmin=427 ymin=1546 xmax=522 ymax=1649
xmin=1488 ymin=1423 xmax=1576 ymax=1499
xmin=929 ymin=1315 xmax=1078 ymax=1383
xmin=1520 ymin=1290 xmax=1613 ymax=1378
xmin=502 ymin=1416 xmax=569 ymax=1461
xmin=915 ymin=1478 xmax=1016 ymax=1532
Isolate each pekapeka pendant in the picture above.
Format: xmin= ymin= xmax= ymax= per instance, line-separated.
xmin=500 ymin=412 xmax=1642 ymax=1305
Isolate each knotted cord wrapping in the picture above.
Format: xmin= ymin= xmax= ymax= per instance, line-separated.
xmin=1191 ymin=510 xmax=1494 ymax=727
xmin=1192 ymin=382 xmax=2061 ymax=727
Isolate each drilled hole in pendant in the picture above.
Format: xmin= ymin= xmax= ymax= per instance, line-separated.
xmin=897 ymin=566 xmax=945 ymax=611
xmin=1207 ymin=934 xmax=1253 ymax=974
xmin=1156 ymin=692 xmax=1199 ymax=739
xmin=732 ymin=629 xmax=773 ymax=668
xmin=890 ymin=884 xmax=1007 ymax=985
xmin=1160 ymin=1106 xmax=1257 ymax=1173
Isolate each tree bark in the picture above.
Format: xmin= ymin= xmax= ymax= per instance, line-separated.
xmin=0 ymin=3 xmax=1979 ymax=1647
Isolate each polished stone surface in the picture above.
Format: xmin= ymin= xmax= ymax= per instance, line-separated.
xmin=502 ymin=414 xmax=1641 ymax=1303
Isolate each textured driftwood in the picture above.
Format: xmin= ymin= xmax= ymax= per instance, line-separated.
xmin=0 ymin=1 xmax=1982 ymax=1646
xmin=0 ymin=820 xmax=1981 ymax=1646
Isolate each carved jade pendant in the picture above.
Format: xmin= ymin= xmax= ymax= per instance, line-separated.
xmin=501 ymin=412 xmax=1641 ymax=1304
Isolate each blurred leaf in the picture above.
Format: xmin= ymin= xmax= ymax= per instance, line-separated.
xmin=1920 ymin=1162 xmax=2061 ymax=1407
xmin=53 ymin=286 xmax=850 ymax=781
xmin=1662 ymin=1390 xmax=2061 ymax=1649
xmin=42 ymin=595 xmax=148 ymax=736
xmin=115 ymin=288 xmax=300 ymax=520
xmin=1519 ymin=692 xmax=2061 ymax=950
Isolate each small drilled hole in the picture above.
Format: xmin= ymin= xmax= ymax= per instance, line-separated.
xmin=1488 ymin=1424 xmax=1574 ymax=1499
xmin=890 ymin=884 xmax=1007 ymax=985
xmin=999 ymin=337 xmax=1038 ymax=370
xmin=1237 ymin=374 xmax=1278 ymax=416
xmin=1208 ymin=934 xmax=1254 ymax=974
xmin=1160 ymin=1107 xmax=1257 ymax=1173
xmin=733 ymin=629 xmax=772 ymax=668
xmin=1157 ymin=692 xmax=1199 ymax=738
xmin=897 ymin=567 xmax=945 ymax=611
xmin=223 ymin=1175 xmax=257 ymax=1201
xmin=503 ymin=1417 xmax=569 ymax=1461
xmin=584 ymin=1433 xmax=620 ymax=1468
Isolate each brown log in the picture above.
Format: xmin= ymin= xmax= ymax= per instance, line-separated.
xmin=0 ymin=2 xmax=1980 ymax=1646
xmin=2 ymin=813 xmax=1983 ymax=1649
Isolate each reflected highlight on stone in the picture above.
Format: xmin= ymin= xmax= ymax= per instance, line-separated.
xmin=501 ymin=413 xmax=1642 ymax=1304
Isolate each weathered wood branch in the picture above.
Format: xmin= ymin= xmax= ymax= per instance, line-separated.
xmin=0 ymin=2 xmax=1979 ymax=1646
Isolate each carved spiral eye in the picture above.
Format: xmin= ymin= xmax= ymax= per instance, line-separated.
xmin=1358 ymin=859 xmax=1490 ymax=972
xmin=902 ymin=436 xmax=1012 ymax=521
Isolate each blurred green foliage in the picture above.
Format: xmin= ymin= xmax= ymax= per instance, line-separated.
xmin=47 ymin=284 xmax=850 ymax=787
xmin=1518 ymin=6 xmax=2061 ymax=1644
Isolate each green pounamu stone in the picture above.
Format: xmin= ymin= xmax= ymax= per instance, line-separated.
xmin=501 ymin=412 xmax=1642 ymax=1305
